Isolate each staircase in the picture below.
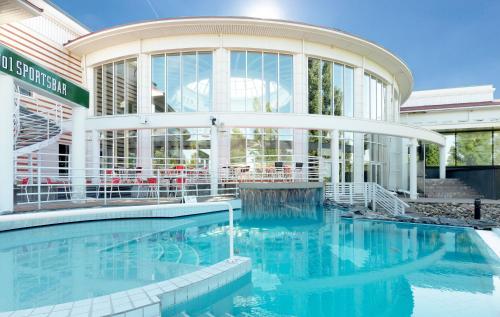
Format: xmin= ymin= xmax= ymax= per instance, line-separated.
xmin=325 ymin=182 xmax=408 ymax=215
xmin=13 ymin=92 xmax=63 ymax=155
xmin=423 ymin=179 xmax=483 ymax=199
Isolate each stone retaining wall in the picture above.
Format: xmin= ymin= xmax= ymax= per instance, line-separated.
xmin=408 ymin=202 xmax=500 ymax=225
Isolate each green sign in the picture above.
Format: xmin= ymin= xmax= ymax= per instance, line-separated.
xmin=0 ymin=44 xmax=89 ymax=108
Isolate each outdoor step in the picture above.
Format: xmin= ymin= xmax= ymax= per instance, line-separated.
xmin=423 ymin=178 xmax=483 ymax=198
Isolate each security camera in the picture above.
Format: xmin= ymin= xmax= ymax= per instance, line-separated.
xmin=210 ymin=116 xmax=217 ymax=126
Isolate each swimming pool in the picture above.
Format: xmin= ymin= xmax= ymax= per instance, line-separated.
xmin=0 ymin=206 xmax=498 ymax=316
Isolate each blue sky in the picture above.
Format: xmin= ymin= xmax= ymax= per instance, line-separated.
xmin=53 ymin=0 xmax=500 ymax=96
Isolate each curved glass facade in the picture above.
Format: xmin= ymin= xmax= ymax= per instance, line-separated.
xmin=151 ymin=128 xmax=211 ymax=168
xmin=229 ymin=128 xmax=293 ymax=164
xmin=151 ymin=52 xmax=213 ymax=113
xmin=93 ymin=58 xmax=137 ymax=116
xmin=363 ymin=73 xmax=388 ymax=121
xmin=308 ymin=58 xmax=354 ymax=117
xmin=88 ymin=40 xmax=408 ymax=192
xmin=230 ymin=51 xmax=293 ymax=113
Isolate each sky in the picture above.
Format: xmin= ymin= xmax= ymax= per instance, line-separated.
xmin=53 ymin=0 xmax=500 ymax=96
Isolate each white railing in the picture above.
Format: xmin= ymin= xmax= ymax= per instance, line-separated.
xmin=220 ymin=155 xmax=323 ymax=183
xmin=13 ymin=91 xmax=21 ymax=143
xmin=325 ymin=182 xmax=408 ymax=215
xmin=14 ymin=153 xmax=327 ymax=209
xmin=14 ymin=164 xmax=240 ymax=208
xmin=14 ymin=93 xmax=63 ymax=155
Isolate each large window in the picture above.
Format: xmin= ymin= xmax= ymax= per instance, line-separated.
xmin=307 ymin=130 xmax=354 ymax=182
xmin=230 ymin=51 xmax=293 ymax=113
xmin=94 ymin=59 xmax=137 ymax=116
xmin=151 ymin=128 xmax=211 ymax=168
xmin=364 ymin=134 xmax=386 ymax=185
xmin=363 ymin=73 xmax=387 ymax=120
xmin=151 ymin=52 xmax=213 ymax=113
xmin=426 ymin=131 xmax=498 ymax=167
xmin=230 ymin=128 xmax=293 ymax=165
xmin=308 ymin=58 xmax=354 ymax=117
xmin=100 ymin=130 xmax=137 ymax=169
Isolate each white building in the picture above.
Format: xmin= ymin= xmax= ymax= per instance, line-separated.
xmin=401 ymin=85 xmax=500 ymax=199
xmin=0 ymin=1 xmax=448 ymax=213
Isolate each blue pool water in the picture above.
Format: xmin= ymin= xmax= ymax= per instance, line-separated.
xmin=0 ymin=207 xmax=499 ymax=317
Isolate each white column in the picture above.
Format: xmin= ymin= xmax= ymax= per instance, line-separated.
xmin=439 ymin=145 xmax=446 ymax=179
xmin=331 ymin=129 xmax=340 ymax=183
xmin=71 ymin=107 xmax=87 ymax=202
xmin=353 ymin=66 xmax=365 ymax=185
xmin=91 ymin=129 xmax=100 ymax=181
xmin=409 ymin=138 xmax=418 ymax=200
xmin=210 ymin=123 xmax=219 ymax=196
xmin=0 ymin=75 xmax=14 ymax=214
xmin=353 ymin=133 xmax=364 ymax=183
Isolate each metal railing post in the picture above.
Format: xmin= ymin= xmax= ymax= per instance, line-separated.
xmin=363 ymin=183 xmax=368 ymax=208
xmin=181 ymin=168 xmax=186 ymax=200
xmin=372 ymin=183 xmax=377 ymax=212
xmin=37 ymin=165 xmax=41 ymax=209
xmin=223 ymin=202 xmax=234 ymax=260
xmin=103 ymin=171 xmax=107 ymax=205
xmin=156 ymin=169 xmax=160 ymax=204
xmin=349 ymin=184 xmax=353 ymax=205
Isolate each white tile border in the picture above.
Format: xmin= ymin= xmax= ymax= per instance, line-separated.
xmin=0 ymin=257 xmax=251 ymax=317
xmin=0 ymin=200 xmax=241 ymax=232
xmin=476 ymin=229 xmax=500 ymax=259
xmin=0 ymin=200 xmax=249 ymax=317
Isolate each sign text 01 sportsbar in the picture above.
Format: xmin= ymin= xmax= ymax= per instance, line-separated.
xmin=0 ymin=44 xmax=88 ymax=108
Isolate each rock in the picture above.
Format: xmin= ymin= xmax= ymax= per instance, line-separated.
xmin=352 ymin=209 xmax=364 ymax=215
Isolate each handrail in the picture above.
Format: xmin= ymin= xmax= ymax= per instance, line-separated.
xmin=14 ymin=92 xmax=64 ymax=156
xmin=325 ymin=182 xmax=407 ymax=215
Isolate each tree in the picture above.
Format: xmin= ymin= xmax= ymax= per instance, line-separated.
xmin=308 ymin=58 xmax=320 ymax=114
xmin=425 ymin=144 xmax=440 ymax=167
xmin=454 ymin=131 xmax=492 ymax=166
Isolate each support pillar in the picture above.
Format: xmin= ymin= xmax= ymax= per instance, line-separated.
xmin=353 ymin=133 xmax=364 ymax=183
xmin=91 ymin=129 xmax=100 ymax=182
xmin=439 ymin=145 xmax=446 ymax=179
xmin=409 ymin=138 xmax=418 ymax=200
xmin=0 ymin=75 xmax=14 ymax=214
xmin=71 ymin=107 xmax=87 ymax=202
xmin=331 ymin=129 xmax=340 ymax=184
xmin=210 ymin=123 xmax=219 ymax=196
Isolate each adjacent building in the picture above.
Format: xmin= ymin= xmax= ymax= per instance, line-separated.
xmin=401 ymin=85 xmax=500 ymax=198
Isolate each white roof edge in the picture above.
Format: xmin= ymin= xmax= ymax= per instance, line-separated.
xmin=63 ymin=17 xmax=413 ymax=102
xmin=34 ymin=0 xmax=90 ymax=35
xmin=411 ymin=85 xmax=495 ymax=97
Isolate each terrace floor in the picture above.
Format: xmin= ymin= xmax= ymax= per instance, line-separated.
xmin=13 ymin=196 xmax=238 ymax=213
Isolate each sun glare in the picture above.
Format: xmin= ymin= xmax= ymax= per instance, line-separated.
xmin=244 ymin=1 xmax=285 ymax=20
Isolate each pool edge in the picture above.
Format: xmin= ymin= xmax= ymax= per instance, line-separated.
xmin=0 ymin=200 xmax=241 ymax=232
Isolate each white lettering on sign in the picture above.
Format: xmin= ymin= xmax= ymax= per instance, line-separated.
xmin=1 ymin=51 xmax=69 ymax=97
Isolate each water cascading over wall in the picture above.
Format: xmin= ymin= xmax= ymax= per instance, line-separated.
xmin=239 ymin=183 xmax=324 ymax=213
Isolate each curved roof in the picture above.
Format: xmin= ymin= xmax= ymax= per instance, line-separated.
xmin=64 ymin=16 xmax=413 ymax=102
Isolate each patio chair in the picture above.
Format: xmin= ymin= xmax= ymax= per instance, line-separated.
xmin=146 ymin=177 xmax=158 ymax=198
xmin=110 ymin=177 xmax=121 ymax=198
xmin=19 ymin=177 xmax=30 ymax=202
xmin=46 ymin=177 xmax=69 ymax=201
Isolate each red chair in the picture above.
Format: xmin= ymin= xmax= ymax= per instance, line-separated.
xmin=19 ymin=177 xmax=30 ymax=202
xmin=110 ymin=177 xmax=121 ymax=198
xmin=46 ymin=177 xmax=69 ymax=201
xmin=147 ymin=177 xmax=158 ymax=198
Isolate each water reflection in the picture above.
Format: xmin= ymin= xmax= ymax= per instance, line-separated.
xmin=184 ymin=207 xmax=500 ymax=317
xmin=0 ymin=213 xmax=232 ymax=311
